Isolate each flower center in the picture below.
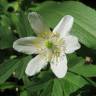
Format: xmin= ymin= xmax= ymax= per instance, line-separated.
xmin=33 ymin=32 xmax=65 ymax=60
xmin=45 ymin=40 xmax=53 ymax=49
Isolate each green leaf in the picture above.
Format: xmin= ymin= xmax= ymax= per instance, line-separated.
xmin=22 ymin=75 xmax=32 ymax=86
xmin=70 ymin=63 xmax=96 ymax=77
xmin=40 ymin=79 xmax=63 ymax=96
xmin=40 ymin=72 xmax=88 ymax=96
xmin=20 ymin=90 xmax=29 ymax=96
xmin=51 ymin=79 xmax=63 ymax=96
xmin=25 ymin=70 xmax=54 ymax=94
xmin=61 ymin=72 xmax=88 ymax=96
xmin=26 ymin=79 xmax=49 ymax=92
xmin=0 ymin=82 xmax=16 ymax=90
xmin=0 ymin=59 xmax=19 ymax=84
xmin=10 ymin=12 xmax=35 ymax=37
xmin=25 ymin=71 xmax=88 ymax=96
xmin=0 ymin=15 xmax=15 ymax=49
xmin=25 ymin=54 xmax=89 ymax=96
xmin=68 ymin=54 xmax=96 ymax=77
xmin=40 ymin=80 xmax=53 ymax=96
xmin=15 ymin=56 xmax=32 ymax=79
xmin=0 ymin=56 xmax=31 ymax=84
xmin=34 ymin=1 xmax=96 ymax=49
xmin=67 ymin=53 xmax=84 ymax=68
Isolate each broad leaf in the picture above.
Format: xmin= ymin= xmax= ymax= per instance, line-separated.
xmin=68 ymin=54 xmax=96 ymax=77
xmin=20 ymin=90 xmax=29 ymax=96
xmin=67 ymin=53 xmax=84 ymax=68
xmin=70 ymin=63 xmax=96 ymax=77
xmin=15 ymin=56 xmax=32 ymax=79
xmin=11 ymin=12 xmax=35 ymax=37
xmin=33 ymin=1 xmax=96 ymax=49
xmin=61 ymin=72 xmax=88 ymax=96
xmin=51 ymin=79 xmax=63 ymax=96
xmin=0 ymin=82 xmax=16 ymax=90
xmin=40 ymin=79 xmax=63 ymax=96
xmin=0 ymin=56 xmax=31 ymax=84
xmin=0 ymin=15 xmax=15 ymax=49
xmin=40 ymin=72 xmax=88 ymax=96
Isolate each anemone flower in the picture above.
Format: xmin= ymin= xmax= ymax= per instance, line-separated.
xmin=13 ymin=12 xmax=80 ymax=78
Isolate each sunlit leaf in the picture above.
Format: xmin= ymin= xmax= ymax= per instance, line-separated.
xmin=70 ymin=63 xmax=96 ymax=77
xmin=33 ymin=1 xmax=96 ymax=49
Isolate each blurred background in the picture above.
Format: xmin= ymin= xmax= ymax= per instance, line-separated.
xmin=0 ymin=0 xmax=96 ymax=13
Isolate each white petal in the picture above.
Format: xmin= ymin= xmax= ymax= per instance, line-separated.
xmin=64 ymin=35 xmax=81 ymax=54
xmin=13 ymin=37 xmax=38 ymax=54
xmin=25 ymin=54 xmax=48 ymax=76
xmin=28 ymin=12 xmax=50 ymax=34
xmin=53 ymin=15 xmax=74 ymax=38
xmin=50 ymin=53 xmax=67 ymax=78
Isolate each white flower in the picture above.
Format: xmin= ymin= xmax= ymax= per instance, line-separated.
xmin=13 ymin=12 xmax=80 ymax=78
